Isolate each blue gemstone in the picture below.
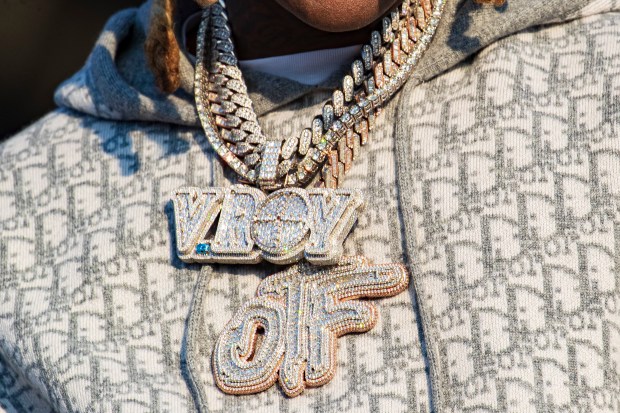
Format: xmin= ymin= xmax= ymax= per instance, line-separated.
xmin=196 ymin=243 xmax=210 ymax=255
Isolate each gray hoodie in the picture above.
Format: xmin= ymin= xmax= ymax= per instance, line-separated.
xmin=1 ymin=1 xmax=620 ymax=412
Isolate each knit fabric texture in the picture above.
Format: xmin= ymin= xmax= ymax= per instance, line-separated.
xmin=2 ymin=1 xmax=620 ymax=412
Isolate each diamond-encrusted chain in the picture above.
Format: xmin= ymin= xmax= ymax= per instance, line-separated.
xmin=195 ymin=0 xmax=446 ymax=191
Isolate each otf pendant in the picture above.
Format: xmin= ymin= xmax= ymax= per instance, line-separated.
xmin=212 ymin=256 xmax=409 ymax=397
xmin=173 ymin=185 xmax=364 ymax=265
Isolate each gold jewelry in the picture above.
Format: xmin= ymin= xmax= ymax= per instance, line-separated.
xmin=195 ymin=0 xmax=446 ymax=190
xmin=212 ymin=256 xmax=409 ymax=396
xmin=174 ymin=0 xmax=447 ymax=397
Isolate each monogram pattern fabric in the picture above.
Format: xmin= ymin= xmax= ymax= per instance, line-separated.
xmin=0 ymin=116 xmax=214 ymax=412
xmin=1 ymin=4 xmax=620 ymax=413
xmin=396 ymin=11 xmax=620 ymax=412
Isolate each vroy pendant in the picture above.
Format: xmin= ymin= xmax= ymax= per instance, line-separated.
xmin=173 ymin=185 xmax=364 ymax=265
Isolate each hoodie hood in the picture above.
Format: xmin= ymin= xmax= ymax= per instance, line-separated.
xmin=54 ymin=0 xmax=593 ymax=127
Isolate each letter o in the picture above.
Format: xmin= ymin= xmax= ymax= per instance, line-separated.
xmin=252 ymin=189 xmax=311 ymax=264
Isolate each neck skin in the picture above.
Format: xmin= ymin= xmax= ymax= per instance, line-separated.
xmin=214 ymin=0 xmax=392 ymax=60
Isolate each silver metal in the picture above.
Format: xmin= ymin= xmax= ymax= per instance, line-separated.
xmin=281 ymin=136 xmax=299 ymax=160
xmin=173 ymin=186 xmax=365 ymax=265
xmin=251 ymin=188 xmax=312 ymax=264
xmin=258 ymin=141 xmax=282 ymax=190
xmin=332 ymin=90 xmax=345 ymax=117
xmin=298 ymin=128 xmax=312 ymax=155
xmin=322 ymin=103 xmax=334 ymax=130
xmin=352 ymin=60 xmax=364 ymax=86
xmin=361 ymin=45 xmax=373 ymax=70
xmin=311 ymin=117 xmax=324 ymax=145
xmin=211 ymin=186 xmax=264 ymax=262
xmin=194 ymin=0 xmax=447 ymax=189
xmin=305 ymin=190 xmax=364 ymax=265
xmin=343 ymin=75 xmax=355 ymax=102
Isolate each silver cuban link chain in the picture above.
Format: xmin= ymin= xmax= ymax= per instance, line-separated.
xmin=195 ymin=0 xmax=447 ymax=191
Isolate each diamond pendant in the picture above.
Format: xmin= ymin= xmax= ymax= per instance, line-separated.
xmin=212 ymin=256 xmax=409 ymax=397
xmin=172 ymin=185 xmax=364 ymax=265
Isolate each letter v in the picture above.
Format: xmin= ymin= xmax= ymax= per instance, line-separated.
xmin=173 ymin=187 xmax=224 ymax=259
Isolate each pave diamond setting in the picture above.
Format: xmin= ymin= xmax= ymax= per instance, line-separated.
xmin=195 ymin=0 xmax=447 ymax=189
xmin=212 ymin=256 xmax=410 ymax=397
xmin=173 ymin=186 xmax=364 ymax=265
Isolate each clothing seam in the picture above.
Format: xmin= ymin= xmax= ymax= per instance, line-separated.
xmin=184 ymin=267 xmax=214 ymax=412
xmin=392 ymin=86 xmax=442 ymax=413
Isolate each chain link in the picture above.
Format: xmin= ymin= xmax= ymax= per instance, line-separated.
xmin=195 ymin=0 xmax=447 ymax=191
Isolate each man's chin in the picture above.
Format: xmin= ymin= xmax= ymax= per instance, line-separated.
xmin=273 ymin=0 xmax=399 ymax=32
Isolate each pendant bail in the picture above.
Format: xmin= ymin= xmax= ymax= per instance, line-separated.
xmin=258 ymin=140 xmax=283 ymax=191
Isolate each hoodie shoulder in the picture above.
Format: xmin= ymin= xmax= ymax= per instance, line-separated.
xmin=54 ymin=5 xmax=199 ymax=127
